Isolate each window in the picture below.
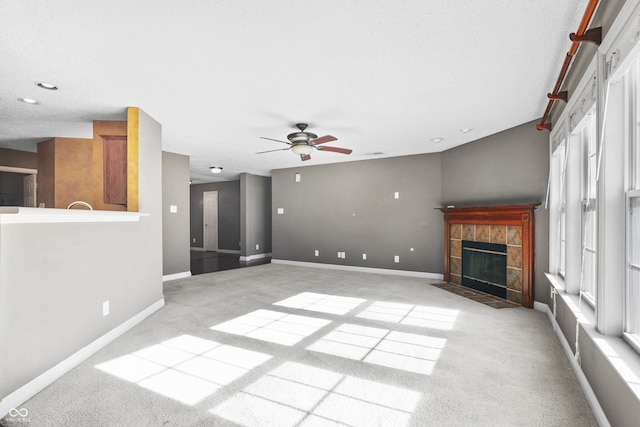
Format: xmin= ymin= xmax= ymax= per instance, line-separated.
xmin=626 ymin=61 xmax=640 ymax=350
xmin=559 ymin=143 xmax=568 ymax=277
xmin=551 ymin=141 xmax=568 ymax=277
xmin=580 ymin=113 xmax=597 ymax=304
xmin=628 ymin=195 xmax=640 ymax=346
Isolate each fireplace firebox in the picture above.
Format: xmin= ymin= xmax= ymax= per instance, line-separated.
xmin=462 ymin=240 xmax=507 ymax=298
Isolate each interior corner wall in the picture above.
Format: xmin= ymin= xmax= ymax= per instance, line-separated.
xmin=190 ymin=180 xmax=240 ymax=250
xmin=136 ymin=108 xmax=164 ymax=295
xmin=440 ymin=120 xmax=550 ymax=303
xmin=271 ymin=154 xmax=443 ymax=273
xmin=240 ymin=173 xmax=272 ymax=258
xmin=162 ymin=152 xmax=190 ymax=276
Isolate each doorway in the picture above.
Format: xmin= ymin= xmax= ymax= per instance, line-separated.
xmin=203 ymin=191 xmax=218 ymax=251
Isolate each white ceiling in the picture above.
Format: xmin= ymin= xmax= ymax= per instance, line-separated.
xmin=0 ymin=0 xmax=588 ymax=183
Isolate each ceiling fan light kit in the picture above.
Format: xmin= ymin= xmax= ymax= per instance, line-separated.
xmin=210 ymin=166 xmax=223 ymax=173
xmin=291 ymin=144 xmax=314 ymax=155
xmin=258 ymin=123 xmax=352 ymax=161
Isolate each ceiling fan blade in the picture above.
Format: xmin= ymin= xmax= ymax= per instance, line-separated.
xmin=317 ymin=146 xmax=352 ymax=155
xmin=256 ymin=148 xmax=291 ymax=154
xmin=301 ymin=154 xmax=311 ymax=161
xmin=310 ymin=135 xmax=337 ymax=145
xmin=260 ymin=136 xmax=291 ymax=145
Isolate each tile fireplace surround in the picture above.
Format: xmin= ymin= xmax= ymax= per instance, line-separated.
xmin=437 ymin=204 xmax=539 ymax=308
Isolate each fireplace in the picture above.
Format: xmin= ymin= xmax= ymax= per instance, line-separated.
xmin=437 ymin=204 xmax=538 ymax=308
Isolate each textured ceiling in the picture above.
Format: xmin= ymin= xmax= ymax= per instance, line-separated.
xmin=0 ymin=0 xmax=589 ymax=183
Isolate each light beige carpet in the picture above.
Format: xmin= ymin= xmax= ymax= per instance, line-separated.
xmin=1 ymin=264 xmax=597 ymax=426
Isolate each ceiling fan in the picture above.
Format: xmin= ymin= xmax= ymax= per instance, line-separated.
xmin=257 ymin=123 xmax=352 ymax=161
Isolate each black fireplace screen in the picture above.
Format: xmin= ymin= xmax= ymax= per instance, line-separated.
xmin=461 ymin=240 xmax=507 ymax=298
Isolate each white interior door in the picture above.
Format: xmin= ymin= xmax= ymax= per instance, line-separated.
xmin=23 ymin=174 xmax=37 ymax=207
xmin=203 ymin=191 xmax=218 ymax=251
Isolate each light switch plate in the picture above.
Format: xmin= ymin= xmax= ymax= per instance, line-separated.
xmin=170 ymin=205 xmax=177 ymax=213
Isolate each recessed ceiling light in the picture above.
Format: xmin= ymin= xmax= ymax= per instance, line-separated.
xmin=210 ymin=166 xmax=223 ymax=174
xmin=459 ymin=128 xmax=473 ymax=133
xmin=431 ymin=137 xmax=444 ymax=143
xmin=35 ymin=82 xmax=58 ymax=90
xmin=17 ymin=97 xmax=39 ymax=105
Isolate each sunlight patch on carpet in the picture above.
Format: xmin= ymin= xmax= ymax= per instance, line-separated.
xmin=95 ymin=334 xmax=271 ymax=405
xmin=356 ymin=301 xmax=459 ymax=330
xmin=210 ymin=309 xmax=331 ymax=346
xmin=306 ymin=324 xmax=446 ymax=375
xmin=273 ymin=292 xmax=367 ymax=315
xmin=209 ymin=362 xmax=421 ymax=427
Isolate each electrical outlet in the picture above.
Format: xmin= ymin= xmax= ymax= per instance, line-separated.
xmin=256 ymin=244 xmax=260 ymax=250
xmin=103 ymin=301 xmax=110 ymax=317
xmin=394 ymin=255 xmax=400 ymax=263
xmin=277 ymin=208 xmax=284 ymax=214
xmin=362 ymin=253 xmax=367 ymax=260
xmin=315 ymin=250 xmax=319 ymax=256
xmin=192 ymin=238 xmax=196 ymax=243
xmin=170 ymin=205 xmax=177 ymax=213
xmin=394 ymin=192 xmax=399 ymax=199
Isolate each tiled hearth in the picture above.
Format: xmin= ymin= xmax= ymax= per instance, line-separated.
xmin=449 ymin=223 xmax=523 ymax=304
xmin=438 ymin=205 xmax=538 ymax=308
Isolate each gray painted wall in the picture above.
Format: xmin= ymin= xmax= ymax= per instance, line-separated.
xmin=271 ymin=154 xmax=443 ymax=273
xmin=240 ymin=173 xmax=272 ymax=258
xmin=555 ymin=296 xmax=640 ymax=427
xmin=441 ymin=120 xmax=549 ymax=304
xmin=190 ymin=181 xmax=240 ymax=250
xmin=162 ymin=152 xmax=190 ymax=276
xmin=0 ymin=109 xmax=163 ymax=400
xmin=0 ymin=172 xmax=27 ymax=206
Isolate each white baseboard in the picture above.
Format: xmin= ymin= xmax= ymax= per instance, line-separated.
xmin=0 ymin=298 xmax=165 ymax=419
xmin=271 ymin=259 xmax=444 ymax=280
xmin=190 ymin=247 xmax=205 ymax=251
xmin=162 ymin=271 xmax=191 ymax=282
xmin=240 ymin=253 xmax=272 ymax=262
xmin=218 ymin=249 xmax=241 ymax=255
xmin=534 ymin=301 xmax=610 ymax=427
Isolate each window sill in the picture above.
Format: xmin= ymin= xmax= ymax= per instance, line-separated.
xmin=0 ymin=207 xmax=149 ymax=224
xmin=545 ymin=273 xmax=640 ymax=402
xmin=545 ymin=272 xmax=566 ymax=293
